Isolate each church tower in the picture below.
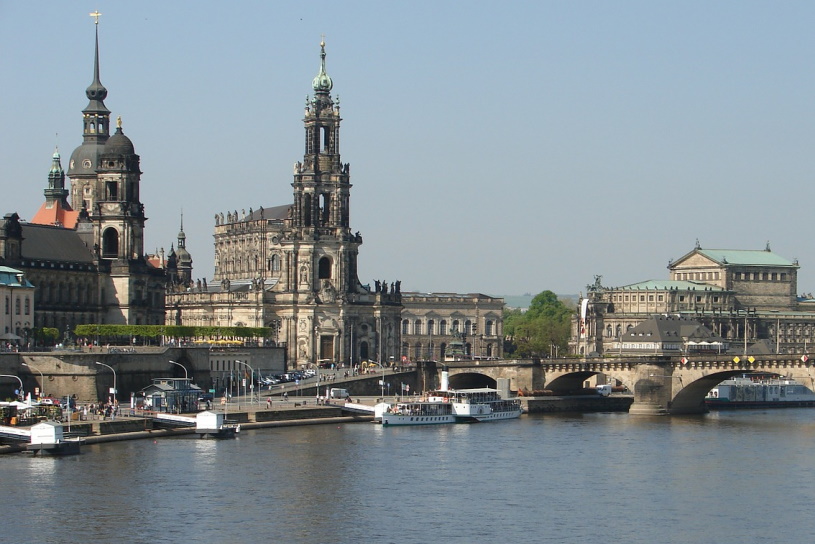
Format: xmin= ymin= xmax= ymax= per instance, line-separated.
xmin=95 ymin=116 xmax=145 ymax=261
xmin=174 ymin=214 xmax=193 ymax=285
xmin=31 ymin=148 xmax=79 ymax=228
xmin=287 ymin=39 xmax=359 ymax=297
xmin=64 ymin=14 xmax=164 ymax=325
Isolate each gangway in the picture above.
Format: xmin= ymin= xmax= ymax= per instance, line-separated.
xmin=153 ymin=413 xmax=197 ymax=428
xmin=341 ymin=402 xmax=376 ymax=415
xmin=0 ymin=425 xmax=31 ymax=442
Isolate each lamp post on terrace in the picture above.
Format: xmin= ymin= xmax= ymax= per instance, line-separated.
xmin=21 ymin=362 xmax=43 ymax=399
xmin=236 ymin=360 xmax=255 ymax=405
xmin=169 ymin=360 xmax=188 ymax=379
xmin=95 ymin=361 xmax=117 ymax=406
xmin=0 ymin=374 xmax=24 ymax=400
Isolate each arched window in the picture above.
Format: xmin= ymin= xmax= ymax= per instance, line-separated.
xmin=440 ymin=320 xmax=448 ymax=335
xmin=452 ymin=320 xmax=460 ymax=333
xmin=486 ymin=344 xmax=493 ymax=357
xmin=318 ymin=257 xmax=332 ymax=279
xmin=414 ymin=319 xmax=422 ymax=335
xmin=402 ymin=319 xmax=409 ymax=334
xmin=320 ymin=194 xmax=331 ymax=225
xmin=102 ymin=227 xmax=119 ymax=258
xmin=427 ymin=319 xmax=435 ymax=335
xmin=303 ymin=193 xmax=312 ymax=227
xmin=486 ymin=320 xmax=494 ymax=336
xmin=270 ymin=254 xmax=281 ymax=273
xmin=615 ymin=325 xmax=622 ymax=338
xmin=606 ymin=325 xmax=613 ymax=338
xmin=414 ymin=342 xmax=422 ymax=359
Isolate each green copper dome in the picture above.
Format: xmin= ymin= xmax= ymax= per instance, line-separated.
xmin=311 ymin=40 xmax=333 ymax=93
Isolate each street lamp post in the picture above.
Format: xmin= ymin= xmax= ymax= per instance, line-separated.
xmin=168 ymin=360 xmax=188 ymax=379
xmin=95 ymin=361 xmax=117 ymax=407
xmin=21 ymin=362 xmax=43 ymax=399
xmin=0 ymin=374 xmax=24 ymax=399
xmin=235 ymin=360 xmax=255 ymax=405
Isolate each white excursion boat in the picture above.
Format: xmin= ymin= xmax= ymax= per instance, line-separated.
xmin=706 ymin=374 xmax=815 ymax=408
xmin=380 ymin=370 xmax=522 ymax=426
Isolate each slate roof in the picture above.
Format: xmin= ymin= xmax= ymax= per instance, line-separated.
xmin=246 ymin=205 xmax=291 ymax=222
xmin=19 ymin=223 xmax=95 ymax=263
xmin=623 ymin=315 xmax=724 ymax=343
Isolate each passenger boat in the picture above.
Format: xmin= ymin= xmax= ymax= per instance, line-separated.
xmin=705 ymin=374 xmax=815 ymax=408
xmin=380 ymin=370 xmax=522 ymax=426
xmin=380 ymin=399 xmax=456 ymax=426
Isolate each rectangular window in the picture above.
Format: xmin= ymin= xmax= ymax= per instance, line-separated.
xmin=658 ymin=295 xmax=664 ymax=302
xmin=648 ymin=295 xmax=654 ymax=301
xmin=696 ymin=296 xmax=702 ymax=302
xmin=640 ymin=295 xmax=645 ymax=302
xmin=781 ymin=273 xmax=787 ymax=281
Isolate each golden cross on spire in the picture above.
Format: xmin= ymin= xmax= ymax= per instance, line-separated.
xmin=90 ymin=10 xmax=101 ymax=24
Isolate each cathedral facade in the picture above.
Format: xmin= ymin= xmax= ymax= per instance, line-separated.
xmin=166 ymin=42 xmax=403 ymax=368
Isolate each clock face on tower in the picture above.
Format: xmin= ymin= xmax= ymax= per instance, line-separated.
xmin=82 ymin=159 xmax=92 ymax=169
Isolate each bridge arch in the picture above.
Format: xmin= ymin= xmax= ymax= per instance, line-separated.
xmin=448 ymin=372 xmax=496 ymax=389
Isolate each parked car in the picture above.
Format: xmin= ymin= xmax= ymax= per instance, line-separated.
xmin=40 ymin=396 xmax=60 ymax=406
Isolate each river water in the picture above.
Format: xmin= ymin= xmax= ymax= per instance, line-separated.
xmin=4 ymin=409 xmax=815 ymax=544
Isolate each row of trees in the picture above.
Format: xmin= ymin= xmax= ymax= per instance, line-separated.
xmin=503 ymin=290 xmax=574 ymax=358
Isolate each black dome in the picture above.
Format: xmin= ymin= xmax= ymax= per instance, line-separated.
xmin=105 ymin=126 xmax=135 ymax=155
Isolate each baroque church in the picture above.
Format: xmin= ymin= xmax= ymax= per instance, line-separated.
xmin=166 ymin=41 xmax=404 ymax=368
xmin=0 ymin=22 xmax=168 ymax=339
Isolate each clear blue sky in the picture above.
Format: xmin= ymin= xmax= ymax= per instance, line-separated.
xmin=3 ymin=1 xmax=815 ymax=297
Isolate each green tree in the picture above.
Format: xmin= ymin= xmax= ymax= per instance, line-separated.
xmin=504 ymin=290 xmax=572 ymax=358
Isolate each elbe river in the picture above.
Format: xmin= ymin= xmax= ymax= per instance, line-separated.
xmin=4 ymin=409 xmax=815 ymax=544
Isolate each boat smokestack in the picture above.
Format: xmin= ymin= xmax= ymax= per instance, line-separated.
xmin=441 ymin=369 xmax=449 ymax=391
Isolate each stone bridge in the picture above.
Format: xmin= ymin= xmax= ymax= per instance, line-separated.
xmin=420 ymin=354 xmax=815 ymax=415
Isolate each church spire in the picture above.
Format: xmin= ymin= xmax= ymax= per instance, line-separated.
xmin=45 ymin=147 xmax=69 ymax=202
xmin=83 ymin=13 xmax=110 ymax=138
xmin=68 ymin=12 xmax=111 ymax=181
xmin=312 ymin=37 xmax=334 ymax=95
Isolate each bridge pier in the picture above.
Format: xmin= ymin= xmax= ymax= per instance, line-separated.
xmin=629 ymin=363 xmax=708 ymax=415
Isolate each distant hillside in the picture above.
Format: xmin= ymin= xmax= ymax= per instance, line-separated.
xmin=503 ymin=294 xmax=578 ymax=310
